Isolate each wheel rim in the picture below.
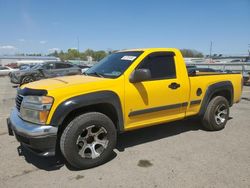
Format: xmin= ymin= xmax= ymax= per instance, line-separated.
xmin=76 ymin=125 xmax=109 ymax=159
xmin=214 ymin=104 xmax=228 ymax=125
xmin=23 ymin=77 xmax=33 ymax=83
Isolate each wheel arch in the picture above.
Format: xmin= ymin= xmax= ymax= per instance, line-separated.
xmin=199 ymin=81 xmax=234 ymax=116
xmin=50 ymin=91 xmax=124 ymax=133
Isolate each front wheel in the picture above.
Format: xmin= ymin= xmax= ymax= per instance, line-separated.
xmin=201 ymin=96 xmax=229 ymax=131
xmin=60 ymin=112 xmax=117 ymax=169
xmin=21 ymin=76 xmax=34 ymax=84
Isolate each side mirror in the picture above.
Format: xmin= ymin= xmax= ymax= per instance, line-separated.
xmin=129 ymin=69 xmax=151 ymax=83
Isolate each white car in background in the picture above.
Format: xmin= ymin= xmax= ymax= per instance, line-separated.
xmin=0 ymin=66 xmax=18 ymax=76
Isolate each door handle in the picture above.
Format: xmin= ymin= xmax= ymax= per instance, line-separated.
xmin=168 ymin=82 xmax=180 ymax=89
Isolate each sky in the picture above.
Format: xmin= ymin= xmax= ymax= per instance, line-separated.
xmin=0 ymin=0 xmax=249 ymax=55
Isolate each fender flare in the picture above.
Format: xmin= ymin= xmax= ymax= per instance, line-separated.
xmin=199 ymin=81 xmax=234 ymax=116
xmin=50 ymin=91 xmax=124 ymax=132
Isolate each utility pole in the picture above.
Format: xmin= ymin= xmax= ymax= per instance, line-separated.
xmin=209 ymin=41 xmax=213 ymax=63
xmin=248 ymin=44 xmax=250 ymax=56
xmin=77 ymin=36 xmax=80 ymax=53
xmin=248 ymin=44 xmax=250 ymax=61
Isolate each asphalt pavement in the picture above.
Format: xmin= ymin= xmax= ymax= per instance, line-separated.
xmin=0 ymin=76 xmax=249 ymax=188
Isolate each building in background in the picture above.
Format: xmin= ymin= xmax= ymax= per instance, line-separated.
xmin=0 ymin=56 xmax=59 ymax=67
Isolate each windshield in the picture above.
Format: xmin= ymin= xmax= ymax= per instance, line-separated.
xmin=30 ymin=63 xmax=43 ymax=70
xmin=85 ymin=51 xmax=143 ymax=78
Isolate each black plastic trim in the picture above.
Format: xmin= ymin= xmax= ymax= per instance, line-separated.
xmin=182 ymin=102 xmax=188 ymax=107
xmin=50 ymin=91 xmax=124 ymax=132
xmin=190 ymin=100 xmax=201 ymax=106
xmin=129 ymin=102 xmax=188 ymax=117
xmin=18 ymin=87 xmax=48 ymax=96
xmin=189 ymin=73 xmax=241 ymax=77
xmin=7 ymin=118 xmax=14 ymax=136
xmin=198 ymin=81 xmax=234 ymax=116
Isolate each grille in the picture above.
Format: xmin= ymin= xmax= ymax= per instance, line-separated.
xmin=16 ymin=95 xmax=24 ymax=111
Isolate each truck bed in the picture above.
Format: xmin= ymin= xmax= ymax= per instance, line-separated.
xmin=186 ymin=72 xmax=242 ymax=117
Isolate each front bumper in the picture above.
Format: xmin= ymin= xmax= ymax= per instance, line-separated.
xmin=7 ymin=108 xmax=58 ymax=156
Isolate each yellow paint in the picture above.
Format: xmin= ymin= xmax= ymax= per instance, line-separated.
xmin=21 ymin=48 xmax=243 ymax=131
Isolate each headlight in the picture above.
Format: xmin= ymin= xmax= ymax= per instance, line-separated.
xmin=20 ymin=96 xmax=54 ymax=124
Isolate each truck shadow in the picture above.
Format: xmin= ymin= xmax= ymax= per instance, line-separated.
xmin=116 ymin=119 xmax=202 ymax=151
xmin=18 ymin=118 xmax=232 ymax=171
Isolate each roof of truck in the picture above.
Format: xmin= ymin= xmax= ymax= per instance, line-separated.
xmin=118 ymin=48 xmax=179 ymax=53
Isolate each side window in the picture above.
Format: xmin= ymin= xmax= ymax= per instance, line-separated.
xmin=0 ymin=67 xmax=8 ymax=70
xmin=43 ymin=63 xmax=55 ymax=70
xmin=55 ymin=63 xmax=73 ymax=69
xmin=139 ymin=52 xmax=176 ymax=80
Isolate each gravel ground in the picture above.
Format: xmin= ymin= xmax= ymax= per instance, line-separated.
xmin=0 ymin=76 xmax=249 ymax=188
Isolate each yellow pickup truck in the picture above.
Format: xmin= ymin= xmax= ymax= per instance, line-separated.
xmin=7 ymin=48 xmax=243 ymax=169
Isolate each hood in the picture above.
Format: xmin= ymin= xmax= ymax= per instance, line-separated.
xmin=21 ymin=75 xmax=107 ymax=91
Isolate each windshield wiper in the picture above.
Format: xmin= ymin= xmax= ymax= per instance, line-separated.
xmin=85 ymin=71 xmax=104 ymax=78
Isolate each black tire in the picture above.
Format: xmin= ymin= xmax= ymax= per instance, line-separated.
xmin=202 ymin=96 xmax=229 ymax=131
xmin=60 ymin=112 xmax=117 ymax=169
xmin=21 ymin=76 xmax=34 ymax=84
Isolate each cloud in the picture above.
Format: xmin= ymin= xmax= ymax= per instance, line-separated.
xmin=48 ymin=48 xmax=60 ymax=52
xmin=18 ymin=39 xmax=25 ymax=42
xmin=0 ymin=45 xmax=17 ymax=50
xmin=40 ymin=40 xmax=48 ymax=44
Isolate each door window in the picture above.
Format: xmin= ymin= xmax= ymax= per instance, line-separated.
xmin=139 ymin=52 xmax=176 ymax=80
xmin=55 ymin=63 xmax=73 ymax=69
xmin=0 ymin=67 xmax=9 ymax=70
xmin=43 ymin=63 xmax=55 ymax=70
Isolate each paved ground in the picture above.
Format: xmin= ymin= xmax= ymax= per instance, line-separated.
xmin=0 ymin=76 xmax=249 ymax=188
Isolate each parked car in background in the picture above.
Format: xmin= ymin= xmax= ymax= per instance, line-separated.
xmin=186 ymin=65 xmax=219 ymax=75
xmin=5 ymin=63 xmax=19 ymax=69
xmin=186 ymin=65 xmax=250 ymax=85
xmin=78 ymin=65 xmax=90 ymax=73
xmin=243 ymin=71 xmax=250 ymax=85
xmin=0 ymin=66 xmax=18 ymax=76
xmin=19 ymin=64 xmax=37 ymax=70
xmin=9 ymin=61 xmax=81 ymax=84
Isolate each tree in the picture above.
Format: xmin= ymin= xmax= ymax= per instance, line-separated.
xmin=92 ymin=50 xmax=107 ymax=61
xmin=65 ymin=49 xmax=80 ymax=59
xmin=80 ymin=52 xmax=87 ymax=61
xmin=84 ymin=49 xmax=95 ymax=57
xmin=180 ymin=49 xmax=204 ymax=58
xmin=58 ymin=50 xmax=66 ymax=61
xmin=48 ymin=50 xmax=59 ymax=57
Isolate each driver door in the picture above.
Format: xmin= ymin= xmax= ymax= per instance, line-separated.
xmin=124 ymin=52 xmax=189 ymax=130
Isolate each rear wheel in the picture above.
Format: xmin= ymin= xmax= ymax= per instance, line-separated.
xmin=201 ymin=96 xmax=229 ymax=131
xmin=60 ymin=112 xmax=117 ymax=169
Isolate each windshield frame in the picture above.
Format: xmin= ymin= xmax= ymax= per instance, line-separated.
xmin=85 ymin=51 xmax=144 ymax=79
